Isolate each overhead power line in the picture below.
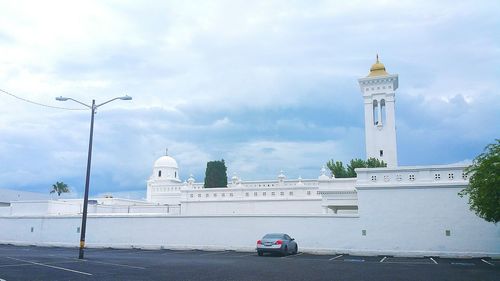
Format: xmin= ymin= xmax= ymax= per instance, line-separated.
xmin=0 ymin=88 xmax=87 ymax=111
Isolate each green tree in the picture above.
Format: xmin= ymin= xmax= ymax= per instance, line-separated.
xmin=326 ymin=160 xmax=347 ymax=178
xmin=204 ymin=159 xmax=228 ymax=188
xmin=366 ymin=157 xmax=387 ymax=168
xmin=459 ymin=139 xmax=500 ymax=223
xmin=346 ymin=158 xmax=367 ymax=177
xmin=327 ymin=157 xmax=387 ymax=178
xmin=50 ymin=181 xmax=70 ymax=196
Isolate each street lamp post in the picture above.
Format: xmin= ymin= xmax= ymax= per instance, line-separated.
xmin=56 ymin=95 xmax=132 ymax=259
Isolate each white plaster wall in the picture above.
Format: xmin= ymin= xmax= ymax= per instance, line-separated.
xmin=10 ymin=201 xmax=49 ymax=215
xmin=1 ymin=172 xmax=498 ymax=258
xmin=321 ymin=178 xmax=356 ymax=189
xmin=0 ymin=216 xmax=82 ymax=246
xmin=0 ymin=207 xmax=10 ymax=216
xmin=181 ymin=199 xmax=323 ymax=215
xmin=0 ymin=214 xmax=361 ymax=252
xmin=92 ymin=205 xmax=179 ymax=214
xmin=47 ymin=201 xmax=82 ymax=215
xmin=356 ymin=187 xmax=500 ymax=256
xmin=359 ymin=75 xmax=399 ymax=167
xmin=1 ymin=210 xmax=498 ymax=257
xmin=150 ymin=192 xmax=182 ymax=205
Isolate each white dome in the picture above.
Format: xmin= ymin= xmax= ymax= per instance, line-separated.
xmin=154 ymin=155 xmax=178 ymax=169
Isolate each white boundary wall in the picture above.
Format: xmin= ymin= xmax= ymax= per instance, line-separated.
xmin=1 ymin=166 xmax=498 ymax=258
xmin=356 ymin=187 xmax=499 ymax=257
xmin=1 ymin=210 xmax=498 ymax=258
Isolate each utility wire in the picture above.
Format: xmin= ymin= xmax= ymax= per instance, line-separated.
xmin=0 ymin=88 xmax=87 ymax=111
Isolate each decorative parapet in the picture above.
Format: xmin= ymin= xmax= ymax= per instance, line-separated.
xmin=153 ymin=176 xmax=359 ymax=203
xmin=318 ymin=189 xmax=358 ymax=209
xmin=181 ymin=184 xmax=321 ymax=203
xmin=318 ymin=190 xmax=357 ymax=196
xmin=358 ymin=74 xmax=399 ymax=93
xmin=227 ymin=179 xmax=321 ymax=189
xmin=319 ymin=178 xmax=356 ymax=190
xmin=355 ymin=164 xmax=469 ymax=190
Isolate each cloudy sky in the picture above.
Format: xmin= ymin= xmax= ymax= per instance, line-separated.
xmin=0 ymin=0 xmax=499 ymax=199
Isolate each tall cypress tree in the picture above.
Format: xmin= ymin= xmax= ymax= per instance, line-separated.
xmin=204 ymin=159 xmax=228 ymax=188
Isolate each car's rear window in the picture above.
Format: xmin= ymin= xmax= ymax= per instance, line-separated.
xmin=263 ymin=234 xmax=284 ymax=239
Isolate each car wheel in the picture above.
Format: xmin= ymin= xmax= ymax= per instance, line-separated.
xmin=282 ymin=246 xmax=288 ymax=256
xmin=294 ymin=245 xmax=298 ymax=255
xmin=257 ymin=251 xmax=263 ymax=256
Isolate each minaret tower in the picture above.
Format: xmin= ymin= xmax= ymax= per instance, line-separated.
xmin=357 ymin=55 xmax=398 ymax=167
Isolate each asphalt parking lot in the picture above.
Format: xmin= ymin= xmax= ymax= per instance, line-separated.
xmin=0 ymin=244 xmax=498 ymax=281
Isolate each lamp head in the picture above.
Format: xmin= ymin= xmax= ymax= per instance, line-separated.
xmin=119 ymin=95 xmax=132 ymax=101
xmin=56 ymin=96 xmax=69 ymax=101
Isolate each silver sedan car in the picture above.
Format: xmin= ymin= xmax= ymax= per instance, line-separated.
xmin=256 ymin=233 xmax=298 ymax=256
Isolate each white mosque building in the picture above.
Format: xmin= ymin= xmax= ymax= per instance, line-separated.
xmin=0 ymin=57 xmax=498 ymax=257
xmin=145 ymin=56 xmax=465 ymax=216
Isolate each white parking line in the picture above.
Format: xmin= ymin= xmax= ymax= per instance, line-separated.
xmin=481 ymin=259 xmax=494 ymax=266
xmin=379 ymin=256 xmax=387 ymax=263
xmin=429 ymin=257 xmax=438 ymax=264
xmin=0 ymin=263 xmax=32 ymax=268
xmin=6 ymin=257 xmax=92 ymax=276
xmin=344 ymin=258 xmax=365 ymax=263
xmin=328 ymin=255 xmax=343 ymax=261
xmin=0 ymin=278 xmax=7 ymax=281
xmin=383 ymin=261 xmax=435 ymax=265
xmin=0 ymin=260 xmax=82 ymax=268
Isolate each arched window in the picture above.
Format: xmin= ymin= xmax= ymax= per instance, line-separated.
xmin=158 ymin=170 xmax=162 ymax=177
xmin=175 ymin=171 xmax=177 ymax=178
xmin=380 ymin=99 xmax=386 ymax=125
xmin=373 ymin=100 xmax=379 ymax=125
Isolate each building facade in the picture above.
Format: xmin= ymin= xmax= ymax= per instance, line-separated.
xmin=358 ymin=55 xmax=398 ymax=167
xmin=145 ymin=56 xmax=449 ymax=216
xmin=1 ymin=57 xmax=498 ymax=257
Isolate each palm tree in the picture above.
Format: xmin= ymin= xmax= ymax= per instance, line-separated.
xmin=50 ymin=181 xmax=70 ymax=196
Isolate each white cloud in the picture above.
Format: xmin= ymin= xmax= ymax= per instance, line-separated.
xmin=211 ymin=117 xmax=232 ymax=128
xmin=0 ymin=0 xmax=498 ymax=195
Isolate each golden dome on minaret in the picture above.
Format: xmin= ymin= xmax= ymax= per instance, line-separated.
xmin=368 ymin=54 xmax=389 ymax=77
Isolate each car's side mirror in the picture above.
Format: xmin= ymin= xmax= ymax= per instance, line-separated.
xmin=291 ymin=238 xmax=295 ymax=241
